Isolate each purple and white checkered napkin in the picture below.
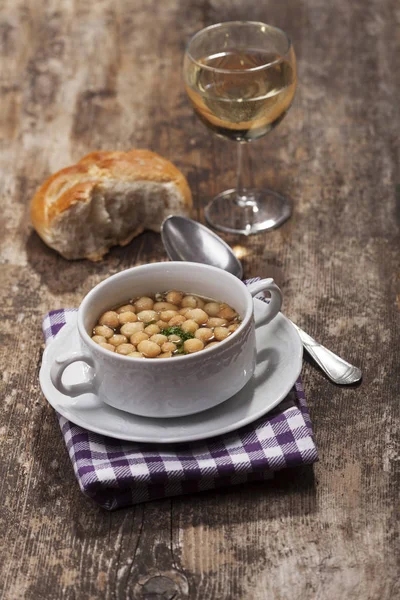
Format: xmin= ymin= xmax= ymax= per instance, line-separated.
xmin=42 ymin=281 xmax=318 ymax=510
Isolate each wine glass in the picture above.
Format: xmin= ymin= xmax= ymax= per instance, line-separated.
xmin=183 ymin=21 xmax=297 ymax=235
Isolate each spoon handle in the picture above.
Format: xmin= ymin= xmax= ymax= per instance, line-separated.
xmin=292 ymin=323 xmax=362 ymax=385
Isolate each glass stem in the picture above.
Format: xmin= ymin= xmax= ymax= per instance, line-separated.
xmin=235 ymin=143 xmax=256 ymax=207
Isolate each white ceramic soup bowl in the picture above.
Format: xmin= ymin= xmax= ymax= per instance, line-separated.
xmin=50 ymin=262 xmax=282 ymax=418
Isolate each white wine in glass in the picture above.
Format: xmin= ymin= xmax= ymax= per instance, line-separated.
xmin=183 ymin=22 xmax=297 ymax=234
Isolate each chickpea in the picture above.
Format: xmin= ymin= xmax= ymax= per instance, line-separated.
xmin=166 ymin=290 xmax=183 ymax=305
xmin=128 ymin=351 xmax=144 ymax=358
xmin=156 ymin=320 xmax=169 ymax=329
xmin=130 ymin=331 xmax=149 ymax=345
xmin=137 ymin=310 xmax=158 ymax=323
xmin=134 ymin=296 xmax=154 ymax=311
xmin=185 ymin=308 xmax=208 ymax=325
xmin=116 ymin=304 xmax=136 ymax=314
xmin=144 ymin=324 xmax=160 ymax=336
xmin=116 ymin=343 xmax=135 ymax=355
xmin=181 ymin=295 xmax=197 ymax=308
xmin=157 ymin=351 xmax=172 ymax=358
xmin=168 ymin=334 xmax=182 ymax=343
xmin=228 ymin=324 xmax=240 ymax=333
xmin=108 ymin=334 xmax=128 ymax=346
xmin=218 ymin=304 xmax=237 ymax=321
xmin=205 ymin=341 xmax=219 ymax=350
xmin=150 ymin=334 xmax=168 ymax=346
xmin=195 ymin=328 xmax=213 ymax=342
xmin=181 ymin=319 xmax=199 ymax=333
xmin=207 ymin=317 xmax=228 ymax=328
xmin=99 ymin=311 xmax=119 ymax=329
xmin=99 ymin=342 xmax=115 ymax=352
xmin=153 ymin=302 xmax=179 ymax=312
xmin=204 ymin=302 xmax=221 ymax=317
xmin=118 ymin=311 xmax=138 ymax=325
xmin=160 ymin=310 xmax=178 ymax=321
xmin=188 ymin=296 xmax=205 ymax=308
xmin=94 ymin=325 xmax=113 ymax=339
xmin=137 ymin=340 xmax=161 ymax=357
xmin=214 ymin=327 xmax=230 ymax=341
xmin=92 ymin=335 xmax=106 ymax=344
xmin=168 ymin=314 xmax=186 ymax=326
xmin=184 ymin=338 xmax=204 ymax=353
xmin=161 ymin=342 xmax=177 ymax=353
xmin=120 ymin=322 xmax=144 ymax=337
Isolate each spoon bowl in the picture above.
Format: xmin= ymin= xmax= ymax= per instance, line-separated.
xmin=161 ymin=215 xmax=243 ymax=279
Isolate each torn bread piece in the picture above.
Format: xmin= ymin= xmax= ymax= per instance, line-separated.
xmin=30 ymin=149 xmax=192 ymax=260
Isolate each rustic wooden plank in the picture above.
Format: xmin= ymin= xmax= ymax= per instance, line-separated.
xmin=0 ymin=0 xmax=399 ymax=598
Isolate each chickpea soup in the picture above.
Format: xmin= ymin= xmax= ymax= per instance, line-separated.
xmin=91 ymin=290 xmax=242 ymax=358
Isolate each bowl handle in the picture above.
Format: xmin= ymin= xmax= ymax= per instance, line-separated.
xmin=246 ymin=278 xmax=282 ymax=326
xmin=50 ymin=351 xmax=97 ymax=397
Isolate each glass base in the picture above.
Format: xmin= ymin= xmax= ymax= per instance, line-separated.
xmin=204 ymin=188 xmax=292 ymax=235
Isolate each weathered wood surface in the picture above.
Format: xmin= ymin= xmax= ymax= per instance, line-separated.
xmin=0 ymin=0 xmax=399 ymax=598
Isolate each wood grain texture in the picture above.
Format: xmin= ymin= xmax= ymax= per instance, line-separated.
xmin=0 ymin=0 xmax=399 ymax=598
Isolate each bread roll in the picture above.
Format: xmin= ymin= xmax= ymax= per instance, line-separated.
xmin=30 ymin=149 xmax=192 ymax=261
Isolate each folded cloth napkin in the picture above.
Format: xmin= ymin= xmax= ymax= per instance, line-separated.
xmin=42 ymin=281 xmax=318 ymax=510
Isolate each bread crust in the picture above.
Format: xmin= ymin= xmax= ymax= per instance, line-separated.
xmin=30 ymin=149 xmax=192 ymax=258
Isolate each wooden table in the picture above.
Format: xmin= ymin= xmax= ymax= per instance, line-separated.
xmin=1 ymin=1 xmax=399 ymax=598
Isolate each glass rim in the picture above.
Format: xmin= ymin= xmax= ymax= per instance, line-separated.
xmin=185 ymin=21 xmax=292 ymax=74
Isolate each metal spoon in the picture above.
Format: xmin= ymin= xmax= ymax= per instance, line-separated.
xmin=161 ymin=216 xmax=362 ymax=385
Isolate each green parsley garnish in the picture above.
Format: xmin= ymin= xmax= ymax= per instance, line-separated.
xmin=161 ymin=326 xmax=194 ymax=355
xmin=161 ymin=326 xmax=194 ymax=342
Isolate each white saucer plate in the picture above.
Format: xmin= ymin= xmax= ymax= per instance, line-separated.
xmin=40 ymin=299 xmax=303 ymax=444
